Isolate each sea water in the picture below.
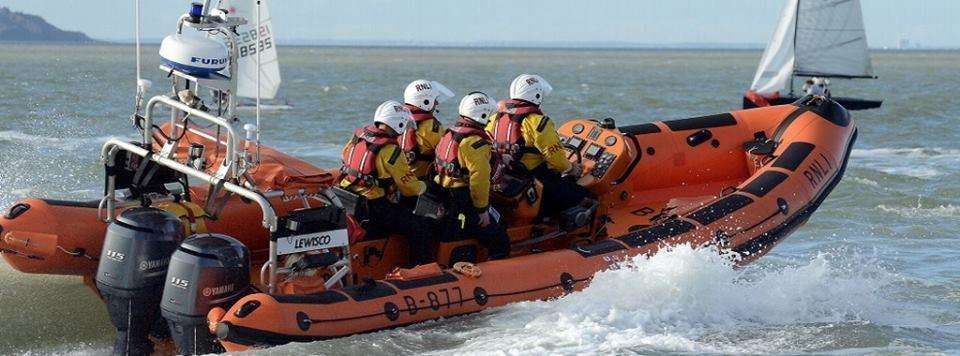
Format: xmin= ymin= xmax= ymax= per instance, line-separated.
xmin=0 ymin=44 xmax=958 ymax=354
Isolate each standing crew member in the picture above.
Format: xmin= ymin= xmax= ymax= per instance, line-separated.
xmin=339 ymin=100 xmax=434 ymax=266
xmin=434 ymin=92 xmax=510 ymax=260
xmin=487 ymin=74 xmax=592 ymax=219
xmin=403 ymin=79 xmax=455 ymax=178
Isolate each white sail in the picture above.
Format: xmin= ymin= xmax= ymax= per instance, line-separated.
xmin=794 ymin=0 xmax=873 ymax=79
xmin=220 ymin=0 xmax=281 ymax=100
xmin=750 ymin=0 xmax=873 ymax=96
xmin=750 ymin=0 xmax=799 ymax=96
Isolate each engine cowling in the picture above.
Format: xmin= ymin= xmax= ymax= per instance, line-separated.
xmin=161 ymin=233 xmax=250 ymax=355
xmin=95 ymin=207 xmax=184 ymax=355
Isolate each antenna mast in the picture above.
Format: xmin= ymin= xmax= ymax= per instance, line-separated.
xmin=255 ymin=0 xmax=262 ymax=164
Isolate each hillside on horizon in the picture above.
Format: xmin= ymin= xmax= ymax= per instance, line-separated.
xmin=0 ymin=7 xmax=94 ymax=43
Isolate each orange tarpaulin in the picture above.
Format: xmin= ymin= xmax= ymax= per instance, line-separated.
xmin=156 ymin=123 xmax=336 ymax=191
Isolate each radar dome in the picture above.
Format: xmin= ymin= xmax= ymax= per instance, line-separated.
xmin=159 ymin=35 xmax=229 ymax=77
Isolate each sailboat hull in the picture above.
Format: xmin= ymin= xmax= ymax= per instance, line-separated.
xmin=743 ymin=95 xmax=882 ymax=111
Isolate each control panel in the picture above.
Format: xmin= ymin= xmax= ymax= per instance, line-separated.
xmin=557 ymin=119 xmax=638 ymax=193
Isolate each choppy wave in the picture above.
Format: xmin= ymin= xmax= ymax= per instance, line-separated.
xmin=851 ymin=147 xmax=960 ymax=179
xmin=0 ymin=130 xmax=118 ymax=151
xmin=848 ymin=176 xmax=882 ymax=188
xmin=270 ymin=142 xmax=343 ymax=160
xmin=274 ymin=245 xmax=911 ymax=355
xmin=877 ymin=204 xmax=960 ymax=219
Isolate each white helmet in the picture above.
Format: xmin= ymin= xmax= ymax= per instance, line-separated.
xmin=374 ymin=100 xmax=415 ymax=134
xmin=404 ymin=79 xmax=455 ymax=111
xmin=509 ymin=74 xmax=553 ymax=106
xmin=458 ymin=92 xmax=497 ymax=125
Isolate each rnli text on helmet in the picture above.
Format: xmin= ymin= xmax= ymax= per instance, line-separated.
xmin=415 ymin=82 xmax=432 ymax=92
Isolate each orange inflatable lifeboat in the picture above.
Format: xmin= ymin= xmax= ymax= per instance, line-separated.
xmin=196 ymin=96 xmax=857 ymax=352
xmin=1 ymin=95 xmax=856 ymax=353
xmin=0 ymin=4 xmax=856 ymax=352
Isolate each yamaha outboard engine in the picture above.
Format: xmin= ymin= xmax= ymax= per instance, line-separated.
xmin=95 ymin=207 xmax=184 ymax=355
xmin=161 ymin=233 xmax=250 ymax=355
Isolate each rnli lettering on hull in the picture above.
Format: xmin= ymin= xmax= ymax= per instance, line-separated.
xmin=802 ymin=152 xmax=835 ymax=190
xmin=277 ymin=229 xmax=350 ymax=255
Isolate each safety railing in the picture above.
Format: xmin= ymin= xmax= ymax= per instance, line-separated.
xmin=141 ymin=95 xmax=242 ymax=175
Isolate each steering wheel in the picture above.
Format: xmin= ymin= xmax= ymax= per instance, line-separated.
xmin=562 ymin=142 xmax=585 ymax=178
xmin=563 ymin=142 xmax=583 ymax=164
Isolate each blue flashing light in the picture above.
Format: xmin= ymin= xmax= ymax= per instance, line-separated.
xmin=189 ymin=3 xmax=203 ymax=18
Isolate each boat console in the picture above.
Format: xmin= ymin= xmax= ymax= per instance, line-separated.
xmin=557 ymin=118 xmax=639 ymax=194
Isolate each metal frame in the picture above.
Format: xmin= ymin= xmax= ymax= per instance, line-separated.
xmin=98 ymin=5 xmax=353 ymax=294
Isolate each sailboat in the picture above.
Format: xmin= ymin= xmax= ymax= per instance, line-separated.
xmin=222 ymin=0 xmax=291 ymax=110
xmin=743 ymin=0 xmax=882 ymax=110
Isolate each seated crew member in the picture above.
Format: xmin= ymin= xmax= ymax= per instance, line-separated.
xmin=806 ymin=77 xmax=831 ymax=97
xmin=486 ymin=74 xmax=594 ymax=219
xmin=339 ymin=100 xmax=434 ymax=267
xmin=801 ymin=78 xmax=815 ymax=95
xmin=403 ymin=79 xmax=455 ymax=179
xmin=434 ymin=92 xmax=510 ymax=260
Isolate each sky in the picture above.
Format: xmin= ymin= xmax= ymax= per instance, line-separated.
xmin=2 ymin=0 xmax=958 ymax=48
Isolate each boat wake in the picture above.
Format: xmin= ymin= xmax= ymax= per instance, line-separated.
xmin=236 ymin=103 xmax=294 ymax=111
xmin=0 ymin=130 xmax=120 ymax=151
xmin=851 ymin=147 xmax=960 ymax=179
xmin=273 ymin=244 xmax=919 ymax=355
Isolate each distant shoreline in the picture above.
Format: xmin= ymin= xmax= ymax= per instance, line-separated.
xmin=0 ymin=41 xmax=957 ymax=52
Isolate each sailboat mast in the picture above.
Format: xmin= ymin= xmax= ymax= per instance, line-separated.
xmin=790 ymin=0 xmax=800 ymax=96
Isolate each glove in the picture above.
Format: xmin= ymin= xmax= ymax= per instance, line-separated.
xmin=478 ymin=210 xmax=492 ymax=228
xmin=564 ymin=162 xmax=584 ymax=178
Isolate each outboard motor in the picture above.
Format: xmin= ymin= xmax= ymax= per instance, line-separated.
xmin=95 ymin=207 xmax=184 ymax=355
xmin=161 ymin=233 xmax=250 ymax=355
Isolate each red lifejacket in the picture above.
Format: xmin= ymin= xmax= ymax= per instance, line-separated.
xmin=401 ymin=104 xmax=437 ymax=162
xmin=744 ymin=90 xmax=779 ymax=107
xmin=490 ymin=99 xmax=544 ymax=158
xmin=434 ymin=118 xmax=489 ymax=178
xmin=405 ymin=104 xmax=435 ymax=123
xmin=340 ymin=124 xmax=397 ymax=188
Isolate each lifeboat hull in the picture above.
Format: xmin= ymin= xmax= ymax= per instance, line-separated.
xmin=212 ymin=98 xmax=858 ymax=351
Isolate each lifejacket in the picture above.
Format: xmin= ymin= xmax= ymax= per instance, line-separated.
xmin=402 ymin=104 xmax=438 ymax=162
xmin=744 ymin=90 xmax=778 ymax=107
xmin=490 ymin=99 xmax=544 ymax=159
xmin=434 ymin=118 xmax=489 ymax=179
xmin=406 ymin=104 xmax=435 ymax=123
xmin=340 ymin=124 xmax=397 ymax=188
